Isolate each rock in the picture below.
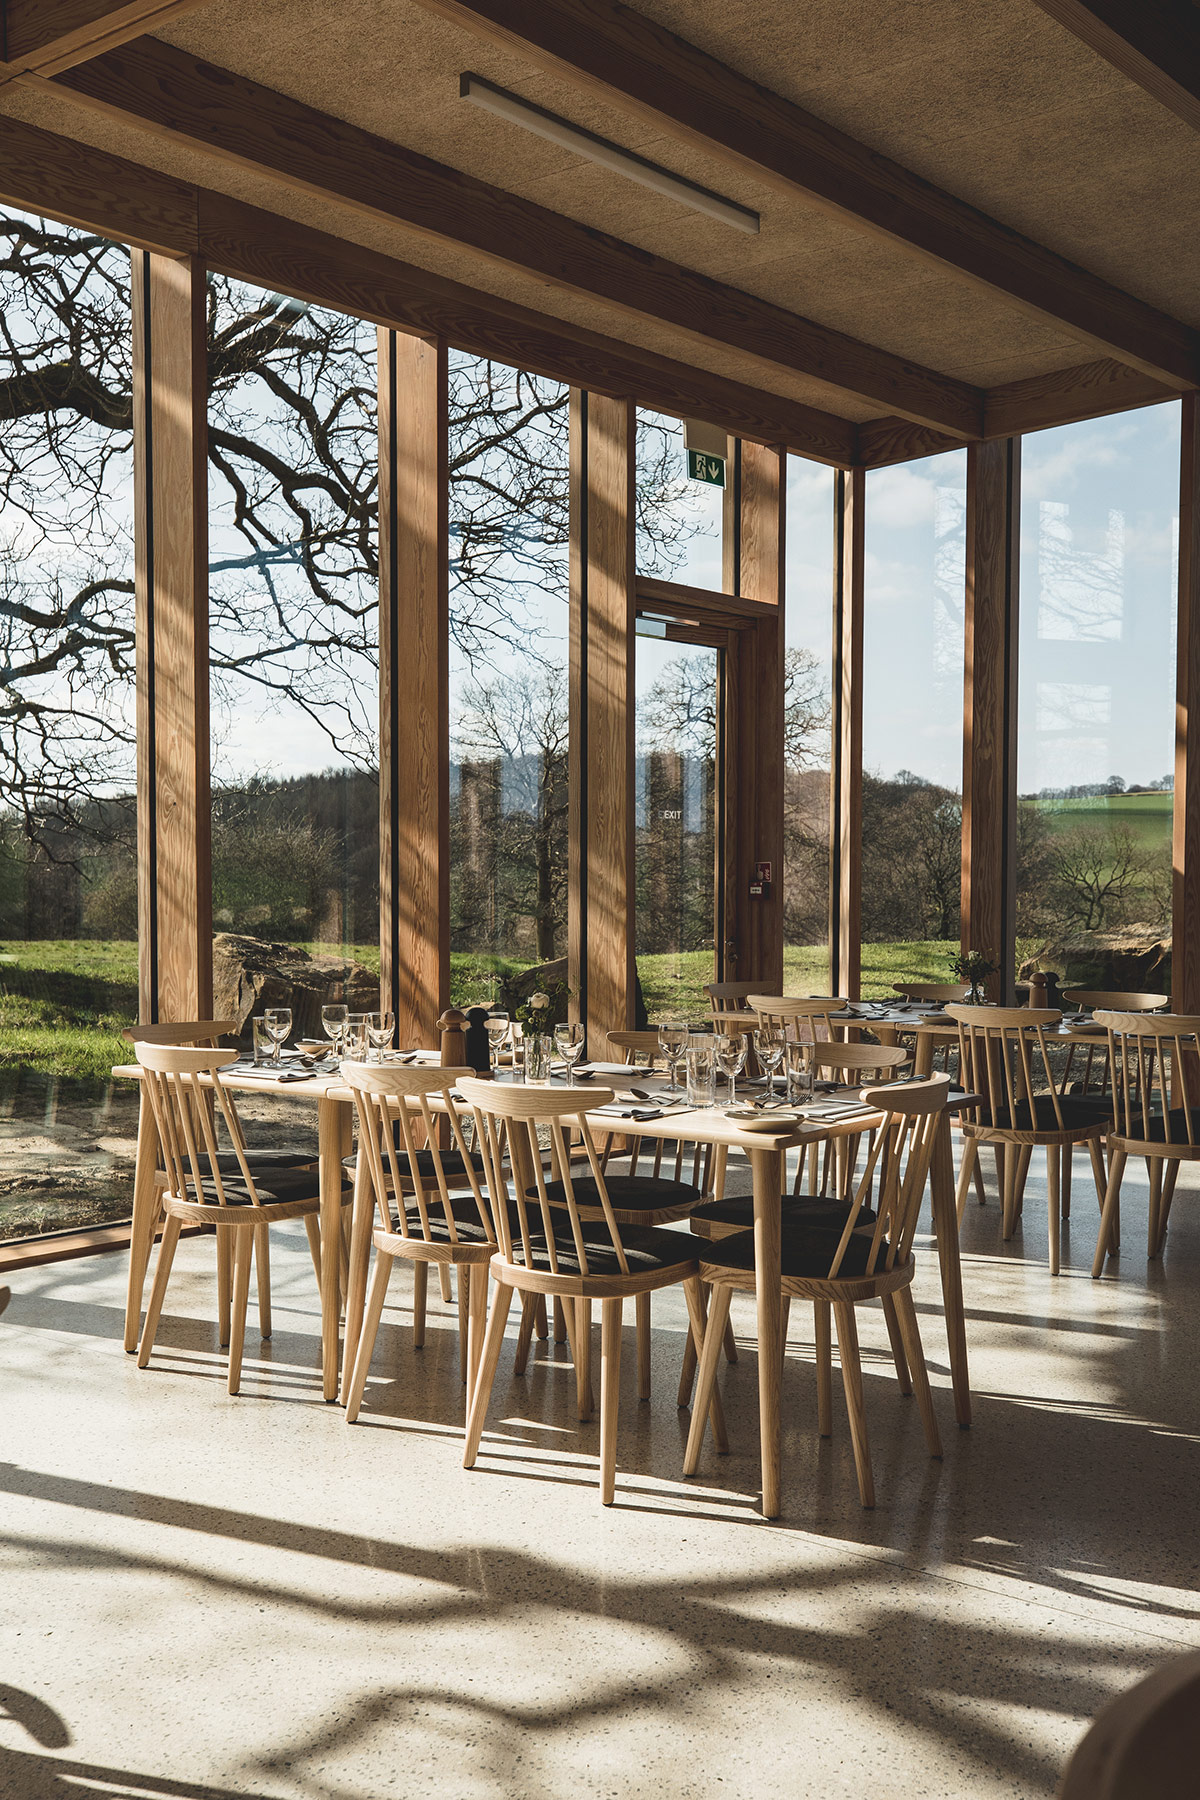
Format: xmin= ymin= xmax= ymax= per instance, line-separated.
xmin=1021 ymin=926 xmax=1171 ymax=996
xmin=500 ymin=958 xmax=570 ymax=1025
xmin=211 ymin=933 xmax=379 ymax=1041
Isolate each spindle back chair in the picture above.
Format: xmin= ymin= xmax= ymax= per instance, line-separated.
xmin=1091 ymin=1012 xmax=1200 ymax=1276
xmin=1059 ymin=990 xmax=1168 ymax=1099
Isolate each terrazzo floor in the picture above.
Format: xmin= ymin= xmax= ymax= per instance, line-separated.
xmin=3 ymin=1150 xmax=1199 ymax=1798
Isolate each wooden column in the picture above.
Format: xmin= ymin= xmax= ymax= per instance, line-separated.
xmin=962 ymin=438 xmax=1020 ymax=1004
xmin=1174 ymin=393 xmax=1200 ymax=1013
xmin=378 ymin=330 xmax=449 ymax=1049
xmin=725 ymin=440 xmax=785 ymax=991
xmin=574 ymin=391 xmax=635 ymax=1046
xmin=132 ymin=251 xmax=211 ymax=1023
xmin=830 ymin=467 xmax=864 ymax=1000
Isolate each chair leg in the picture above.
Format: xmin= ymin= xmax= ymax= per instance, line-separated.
xmin=1015 ymin=1146 xmax=1033 ymax=1218
xmin=1061 ymin=1143 xmax=1072 ymax=1220
xmin=412 ymin=1260 xmax=428 ymax=1349
xmin=1157 ymin=1159 xmax=1181 ymax=1253
xmin=833 ymin=1302 xmax=874 ymax=1509
xmin=1147 ymin=1158 xmax=1164 ymax=1259
xmin=533 ymin=1294 xmax=549 ymax=1340
xmin=513 ymin=1292 xmax=538 ymax=1376
xmin=599 ymin=1297 xmax=623 ymax=1505
xmin=553 ymin=1295 xmax=567 ymax=1343
xmin=1092 ymin=1145 xmax=1127 ymax=1279
xmin=1087 ymin=1138 xmax=1114 ymax=1244
xmin=575 ymin=1298 xmax=594 ymax=1422
xmin=216 ymin=1223 xmax=232 ymax=1348
xmin=955 ymin=1136 xmax=979 ymax=1225
xmin=345 ymin=1252 xmax=393 ymax=1423
xmin=779 ymin=1296 xmax=792 ymax=1364
xmin=254 ymin=1223 xmax=272 ymax=1339
xmin=681 ymin=1277 xmax=727 ymax=1453
xmin=458 ymin=1264 xmax=470 ymax=1384
xmin=683 ymin=1282 xmax=732 ymax=1475
xmin=438 ymin=1264 xmax=453 ymax=1304
xmin=894 ymin=1287 xmax=942 ymax=1459
xmin=881 ymin=1293 xmax=912 ymax=1394
xmin=136 ymin=1214 xmax=183 ymax=1369
xmin=636 ymin=1289 xmax=652 ymax=1401
xmin=972 ymin=1146 xmax=987 ymax=1208
xmin=814 ymin=1299 xmax=833 ymax=1437
xmin=462 ymin=1282 xmax=514 ymax=1469
xmin=1001 ymin=1144 xmax=1019 ymax=1240
xmin=677 ymin=1299 xmax=699 ymax=1407
xmin=722 ymin=1312 xmax=739 ymax=1364
xmin=227 ymin=1228 xmax=254 ymax=1396
xmin=1047 ymin=1145 xmax=1061 ymax=1276
xmin=303 ymin=1213 xmax=323 ymax=1288
xmin=467 ymin=1264 xmax=489 ymax=1407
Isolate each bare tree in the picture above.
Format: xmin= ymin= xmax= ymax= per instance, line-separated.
xmin=1048 ymin=825 xmax=1162 ymax=932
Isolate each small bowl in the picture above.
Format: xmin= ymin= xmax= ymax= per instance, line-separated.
xmin=725 ymin=1108 xmax=801 ymax=1131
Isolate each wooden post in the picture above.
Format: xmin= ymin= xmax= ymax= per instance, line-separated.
xmin=132 ymin=251 xmax=211 ymax=1023
xmin=575 ymin=391 xmax=635 ymax=1046
xmin=378 ymin=329 xmax=449 ymax=1049
xmin=831 ymin=467 xmax=864 ymax=1000
xmin=962 ymin=437 xmax=1020 ymax=1004
xmin=1175 ymin=393 xmax=1200 ymax=1012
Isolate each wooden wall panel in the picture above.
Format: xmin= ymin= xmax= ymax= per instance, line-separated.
xmin=378 ymin=330 xmax=449 ymax=1048
xmin=962 ymin=438 xmax=1020 ymax=1004
xmin=1174 ymin=392 xmax=1200 ymax=1012
xmin=581 ymin=392 xmax=635 ymax=1046
xmin=831 ymin=468 xmax=864 ymax=1000
xmin=133 ymin=252 xmax=210 ymax=1022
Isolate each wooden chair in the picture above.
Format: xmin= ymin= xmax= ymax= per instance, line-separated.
xmin=1059 ymin=989 xmax=1169 ymax=1100
xmin=892 ymin=983 xmax=969 ymax=1003
xmin=705 ymin=981 xmax=758 ymax=1014
xmin=1058 ymin=1649 xmax=1200 ymax=1799
xmin=134 ymin=1043 xmax=350 ymax=1393
xmin=746 ymin=994 xmax=849 ymax=1044
xmin=685 ymin=1074 xmax=950 ymax=1508
xmin=457 ymin=1079 xmax=717 ymax=1505
xmin=948 ymin=1006 xmax=1111 ymax=1275
xmin=340 ymin=1063 xmax=496 ymax=1422
xmin=1091 ymin=1012 xmax=1200 ymax=1278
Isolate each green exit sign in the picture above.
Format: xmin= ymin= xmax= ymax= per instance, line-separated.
xmin=686 ymin=448 xmax=725 ymax=487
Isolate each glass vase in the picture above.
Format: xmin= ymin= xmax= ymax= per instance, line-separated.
xmin=524 ymin=1031 xmax=554 ymax=1086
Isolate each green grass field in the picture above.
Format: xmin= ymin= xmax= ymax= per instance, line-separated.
xmin=1023 ymin=791 xmax=1172 ymax=850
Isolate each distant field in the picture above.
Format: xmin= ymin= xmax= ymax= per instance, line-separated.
xmin=1023 ymin=792 xmax=1172 ymax=849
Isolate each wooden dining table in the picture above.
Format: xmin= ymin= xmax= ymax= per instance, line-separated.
xmin=115 ymin=1057 xmax=970 ymax=1519
xmin=844 ymin=1005 xmax=1111 ymax=1075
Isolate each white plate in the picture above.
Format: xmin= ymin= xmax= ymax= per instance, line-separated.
xmin=725 ymin=1109 xmax=801 ymax=1131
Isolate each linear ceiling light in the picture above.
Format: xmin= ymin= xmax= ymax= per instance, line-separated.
xmin=460 ymin=72 xmax=760 ymax=236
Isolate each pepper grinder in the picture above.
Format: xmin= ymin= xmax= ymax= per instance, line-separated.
xmin=464 ymin=1005 xmax=493 ymax=1077
xmin=437 ymin=1007 xmax=469 ymax=1068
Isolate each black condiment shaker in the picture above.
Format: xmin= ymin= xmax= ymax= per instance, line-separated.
xmin=464 ymin=1005 xmax=493 ymax=1076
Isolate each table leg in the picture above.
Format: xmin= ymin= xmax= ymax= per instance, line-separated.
xmin=318 ymin=1096 xmax=350 ymax=1402
xmin=340 ymin=1145 xmax=374 ymax=1405
xmin=929 ymin=1112 xmax=971 ymax=1427
xmin=751 ymin=1145 xmax=783 ymax=1518
xmin=124 ymin=1087 xmax=161 ymax=1354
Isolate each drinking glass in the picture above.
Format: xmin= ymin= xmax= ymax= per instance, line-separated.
xmin=485 ymin=1009 xmax=510 ymax=1064
xmin=321 ymin=1003 xmax=348 ymax=1060
xmin=685 ymin=1044 xmax=715 ymax=1109
xmin=754 ymin=1024 xmax=786 ymax=1095
xmin=524 ymin=1031 xmax=553 ymax=1086
xmin=714 ymin=1030 xmax=748 ymax=1108
xmin=554 ymin=1021 xmax=586 ymax=1084
xmin=251 ymin=1016 xmax=271 ymax=1066
xmin=264 ymin=1007 xmax=292 ymax=1065
xmin=366 ymin=1011 xmax=394 ymax=1063
xmin=657 ymin=1019 xmax=688 ymax=1092
xmin=786 ymin=1040 xmax=813 ymax=1105
xmin=343 ymin=1013 xmax=369 ymax=1063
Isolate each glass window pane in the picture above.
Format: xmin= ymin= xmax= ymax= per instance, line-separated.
xmin=208 ymin=278 xmax=377 ymax=1139
xmin=0 ymin=210 xmax=139 ymax=1244
xmin=1017 ymin=404 xmax=1178 ymax=996
xmin=785 ymin=456 xmax=834 ymax=993
xmin=861 ymin=449 xmax=967 ymax=996
xmin=635 ymin=409 xmax=724 ymax=589
xmin=448 ymin=354 xmax=570 ymax=1010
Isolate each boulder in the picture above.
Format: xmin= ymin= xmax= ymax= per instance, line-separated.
xmin=211 ymin=934 xmax=379 ymax=1041
xmin=1020 ymin=926 xmax=1171 ymax=997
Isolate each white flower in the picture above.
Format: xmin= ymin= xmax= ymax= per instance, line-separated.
xmin=529 ymin=991 xmax=551 ymax=1009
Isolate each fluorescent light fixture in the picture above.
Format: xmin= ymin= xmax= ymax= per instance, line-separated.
xmin=460 ymin=72 xmax=760 ymax=236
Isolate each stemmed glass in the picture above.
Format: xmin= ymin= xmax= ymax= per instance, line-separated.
xmin=321 ymin=1003 xmax=348 ymax=1063
xmin=366 ymin=1011 xmax=394 ymax=1063
xmin=485 ymin=1009 xmax=510 ymax=1066
xmin=714 ymin=1030 xmax=748 ymax=1109
xmin=554 ymin=1021 xmax=586 ymax=1085
xmin=657 ymin=1019 xmax=688 ymax=1092
xmin=264 ymin=1007 xmax=292 ymax=1065
xmin=754 ymin=1024 xmax=786 ymax=1099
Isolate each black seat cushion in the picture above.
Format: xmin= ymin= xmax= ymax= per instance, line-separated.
xmin=1113 ymin=1107 xmax=1200 ymax=1145
xmin=980 ymin=1095 xmax=1112 ymax=1132
xmin=527 ymin=1174 xmax=703 ymax=1215
xmin=507 ymin=1223 xmax=705 ymax=1278
xmin=343 ymin=1146 xmax=487 ymax=1183
xmin=700 ymin=1221 xmax=887 ymax=1280
xmin=691 ymin=1194 xmax=879 ymax=1231
xmin=385 ymin=1195 xmax=496 ymax=1244
xmin=172 ymin=1165 xmax=345 ymax=1208
xmin=216 ymin=1148 xmax=316 ymax=1173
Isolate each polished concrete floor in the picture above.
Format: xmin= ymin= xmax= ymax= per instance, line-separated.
xmin=3 ymin=1151 xmax=1199 ymax=1799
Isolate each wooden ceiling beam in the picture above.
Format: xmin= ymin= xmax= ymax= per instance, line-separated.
xmin=412 ymin=0 xmax=1200 ymax=389
xmin=1031 ymin=1 xmax=1200 ymax=136
xmin=41 ymin=37 xmax=983 ymax=435
xmin=0 ymin=1 xmax=210 ymax=75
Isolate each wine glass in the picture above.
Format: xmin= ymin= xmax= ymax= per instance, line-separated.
xmin=713 ymin=1030 xmax=748 ymax=1108
xmin=321 ymin=1003 xmax=348 ymax=1061
xmin=263 ymin=1006 xmax=291 ymax=1065
xmin=786 ymin=1040 xmax=812 ymax=1105
xmin=366 ymin=1011 xmax=394 ymax=1063
xmin=485 ymin=1009 xmax=510 ymax=1065
xmin=554 ymin=1021 xmax=586 ymax=1085
xmin=343 ymin=1013 xmax=368 ymax=1063
xmin=754 ymin=1024 xmax=786 ymax=1097
xmin=657 ymin=1019 xmax=688 ymax=1092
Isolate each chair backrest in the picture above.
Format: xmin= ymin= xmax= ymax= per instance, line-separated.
xmin=1094 ymin=1012 xmax=1200 ymax=1148
xmin=945 ymin=1005 xmax=1065 ymax=1131
xmin=704 ymin=982 xmax=757 ymax=1011
xmin=606 ymin=1030 xmax=664 ymax=1064
xmin=134 ymin=1041 xmax=260 ymax=1207
xmin=892 ymin=983 xmax=968 ymax=1003
xmin=458 ymin=1077 xmax=635 ymax=1277
xmin=747 ymin=994 xmax=848 ymax=1045
xmin=340 ymin=1062 xmax=492 ymax=1245
xmin=818 ymin=1073 xmax=949 ymax=1277
xmin=123 ymin=1019 xmax=238 ymax=1046
xmin=808 ymin=1041 xmax=911 ymax=1082
xmin=1063 ymin=989 xmax=1168 ymax=1012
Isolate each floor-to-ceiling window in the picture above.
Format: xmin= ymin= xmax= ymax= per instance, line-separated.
xmin=1016 ymin=404 xmax=1179 ymax=995
xmin=0 ymin=209 xmax=139 ymax=1243
xmin=860 ymin=449 xmax=968 ymax=997
xmin=784 ymin=455 xmax=835 ymax=993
